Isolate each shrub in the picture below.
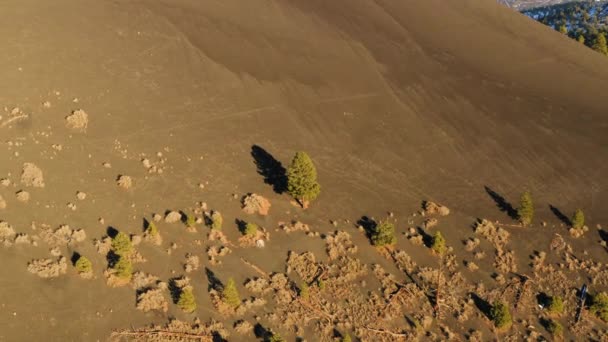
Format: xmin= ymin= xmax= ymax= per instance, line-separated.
xmin=517 ymin=191 xmax=534 ymax=226
xmin=490 ymin=301 xmax=512 ymax=329
xmin=546 ymin=319 xmax=563 ymax=337
xmin=185 ymin=213 xmax=196 ymax=227
xmin=342 ymin=334 xmax=352 ymax=342
xmin=75 ymin=256 xmax=92 ymax=274
xmin=371 ymin=220 xmax=396 ymax=246
xmin=177 ymin=287 xmax=197 ymax=313
xmin=113 ymin=255 xmax=132 ymax=280
xmin=287 ymin=151 xmax=321 ymax=207
xmin=547 ymin=296 xmax=564 ymax=315
xmin=269 ymin=332 xmax=285 ymax=342
xmin=222 ymin=278 xmax=241 ymax=308
xmin=145 ymin=221 xmax=159 ymax=236
xmin=299 ymin=282 xmax=309 ymax=300
xmin=209 ymin=211 xmax=223 ymax=230
xmin=317 ymin=279 xmax=326 ymax=290
xmin=111 ymin=232 xmax=133 ymax=255
xmin=431 ymin=231 xmax=447 ymax=255
xmin=243 ymin=222 xmax=258 ymax=236
xmin=590 ymin=292 xmax=608 ymax=322
xmin=571 ymin=209 xmax=585 ymax=229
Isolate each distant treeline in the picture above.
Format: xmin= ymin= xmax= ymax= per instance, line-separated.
xmin=522 ymin=0 xmax=608 ymax=55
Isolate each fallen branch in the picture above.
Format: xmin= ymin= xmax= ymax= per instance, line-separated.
xmin=240 ymin=257 xmax=269 ymax=278
xmin=110 ymin=329 xmax=212 ymax=341
xmin=363 ymin=327 xmax=409 ymax=338
xmin=0 ymin=114 xmax=28 ymax=128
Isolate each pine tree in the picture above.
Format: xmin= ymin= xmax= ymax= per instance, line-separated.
xmin=299 ymin=282 xmax=309 ymax=300
xmin=269 ymin=332 xmax=285 ymax=342
xmin=546 ymin=319 xmax=563 ymax=337
xmin=558 ymin=25 xmax=568 ymax=34
xmin=431 ymin=231 xmax=447 ymax=255
xmin=243 ymin=222 xmax=258 ymax=236
xmin=113 ymin=255 xmax=133 ymax=279
xmin=593 ymin=33 xmax=608 ymax=55
xmin=111 ymin=231 xmax=133 ymax=255
xmin=145 ymin=221 xmax=159 ymax=237
xmin=177 ymin=286 xmax=197 ymax=313
xmin=209 ymin=211 xmax=223 ymax=230
xmin=222 ymin=278 xmax=241 ymax=308
xmin=490 ymin=301 xmax=512 ymax=329
xmin=287 ymin=151 xmax=321 ymax=207
xmin=547 ymin=295 xmax=564 ymax=315
xmin=591 ymin=292 xmax=608 ymax=322
xmin=578 ymin=34 xmax=586 ymax=44
xmin=342 ymin=334 xmax=352 ymax=342
xmin=571 ymin=209 xmax=585 ymax=229
xmin=75 ymin=256 xmax=93 ymax=274
xmin=517 ymin=191 xmax=534 ymax=226
xmin=371 ymin=220 xmax=396 ymax=246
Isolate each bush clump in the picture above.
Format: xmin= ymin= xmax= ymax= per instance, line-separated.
xmin=75 ymin=256 xmax=93 ymax=274
xmin=431 ymin=231 xmax=447 ymax=255
xmin=222 ymin=278 xmax=241 ymax=308
xmin=113 ymin=255 xmax=133 ymax=280
xmin=111 ymin=232 xmax=133 ymax=255
xmin=209 ymin=211 xmax=223 ymax=230
xmin=342 ymin=334 xmax=352 ymax=342
xmin=185 ymin=213 xmax=196 ymax=227
xmin=287 ymin=151 xmax=321 ymax=208
xmin=517 ymin=191 xmax=534 ymax=226
xmin=269 ymin=332 xmax=285 ymax=342
xmin=546 ymin=319 xmax=563 ymax=337
xmin=243 ymin=222 xmax=258 ymax=236
xmin=299 ymin=282 xmax=309 ymax=300
xmin=490 ymin=301 xmax=512 ymax=329
xmin=547 ymin=295 xmax=564 ymax=315
xmin=571 ymin=209 xmax=585 ymax=229
xmin=370 ymin=220 xmax=396 ymax=246
xmin=145 ymin=221 xmax=159 ymax=236
xmin=590 ymin=292 xmax=608 ymax=322
xmin=177 ymin=286 xmax=197 ymax=313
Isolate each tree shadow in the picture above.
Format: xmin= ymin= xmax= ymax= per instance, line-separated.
xmin=417 ymin=227 xmax=433 ymax=248
xmin=106 ymin=226 xmax=119 ymax=238
xmin=599 ymin=230 xmax=608 ymax=248
xmin=205 ymin=267 xmax=223 ymax=292
xmin=251 ymin=145 xmax=287 ymax=194
xmin=484 ymin=186 xmax=518 ymax=220
xmin=235 ymin=219 xmax=247 ymax=235
xmin=142 ymin=218 xmax=151 ymax=232
xmin=549 ymin=205 xmax=571 ymax=226
xmin=70 ymin=252 xmax=81 ymax=266
xmin=537 ymin=292 xmax=550 ymax=307
xmin=356 ymin=216 xmax=377 ymax=241
xmin=168 ymin=277 xmax=182 ymax=304
xmin=471 ymin=293 xmax=492 ymax=320
xmin=253 ymin=323 xmax=272 ymax=340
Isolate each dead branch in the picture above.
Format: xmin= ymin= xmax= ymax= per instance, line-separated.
xmin=240 ymin=257 xmax=269 ymax=278
xmin=110 ymin=329 xmax=212 ymax=341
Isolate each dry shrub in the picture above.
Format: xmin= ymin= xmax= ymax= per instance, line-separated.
xmin=136 ymin=288 xmax=169 ymax=313
xmin=116 ymin=175 xmax=132 ymax=189
xmin=21 ymin=163 xmax=45 ymax=188
xmin=423 ymin=201 xmax=450 ymax=216
xmin=494 ymin=250 xmax=517 ymax=274
xmin=474 ymin=219 xmax=510 ymax=249
xmin=0 ymin=195 xmax=6 ymax=209
xmin=0 ymin=221 xmax=17 ymax=247
xmin=183 ymin=253 xmax=200 ymax=273
xmin=131 ymin=272 xmax=160 ymax=290
xmin=279 ymin=221 xmax=310 ymax=234
xmin=234 ymin=320 xmax=253 ymax=334
xmin=325 ymin=231 xmax=357 ymax=260
xmin=165 ymin=211 xmax=182 ymax=223
xmin=39 ymin=224 xmax=86 ymax=247
xmin=464 ymin=238 xmax=480 ymax=252
xmin=65 ymin=109 xmax=88 ymax=131
xmin=242 ymin=193 xmax=271 ymax=215
xmin=286 ymin=251 xmax=319 ymax=283
xmin=27 ymin=257 xmax=68 ymax=278
xmin=15 ymin=190 xmax=30 ymax=202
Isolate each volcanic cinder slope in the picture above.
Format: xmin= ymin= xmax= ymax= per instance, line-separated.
xmin=0 ymin=0 xmax=607 ymax=340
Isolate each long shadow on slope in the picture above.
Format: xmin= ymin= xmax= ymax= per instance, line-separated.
xmin=471 ymin=293 xmax=493 ymax=320
xmin=251 ymin=145 xmax=287 ymax=194
xmin=549 ymin=205 xmax=571 ymax=226
xmin=484 ymin=186 xmax=518 ymax=220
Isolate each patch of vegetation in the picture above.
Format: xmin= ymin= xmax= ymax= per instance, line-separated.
xmin=268 ymin=332 xmax=285 ymax=342
xmin=547 ymin=295 xmax=564 ymax=315
xmin=370 ymin=220 xmax=396 ymax=246
xmin=222 ymin=278 xmax=241 ymax=308
xmin=431 ymin=231 xmax=447 ymax=255
xmin=111 ymin=231 xmax=133 ymax=256
xmin=145 ymin=221 xmax=159 ymax=236
xmin=341 ymin=334 xmax=352 ymax=342
xmin=287 ymin=151 xmax=321 ymax=207
xmin=317 ymin=279 xmax=326 ymax=290
xmin=517 ymin=191 xmax=534 ymax=226
xmin=590 ymin=292 xmax=608 ymax=322
xmin=571 ymin=209 xmax=585 ymax=229
xmin=490 ymin=301 xmax=512 ymax=329
xmin=546 ymin=319 xmax=563 ymax=337
xmin=177 ymin=287 xmax=197 ymax=313
xmin=113 ymin=255 xmax=132 ymax=280
xmin=185 ymin=213 xmax=196 ymax=227
xmin=299 ymin=282 xmax=309 ymax=300
xmin=243 ymin=222 xmax=258 ymax=236
xmin=209 ymin=211 xmax=223 ymax=230
xmin=75 ymin=256 xmax=92 ymax=274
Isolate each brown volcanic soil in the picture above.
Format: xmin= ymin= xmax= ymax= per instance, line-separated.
xmin=0 ymin=0 xmax=606 ymax=341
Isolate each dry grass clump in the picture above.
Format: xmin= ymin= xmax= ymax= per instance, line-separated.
xmin=474 ymin=219 xmax=510 ymax=249
xmin=21 ymin=163 xmax=45 ymax=188
xmin=279 ymin=221 xmax=310 ymax=234
xmin=131 ymin=272 xmax=160 ymax=290
xmin=137 ymin=288 xmax=169 ymax=313
xmin=242 ymin=193 xmax=271 ymax=215
xmin=111 ymin=318 xmax=228 ymax=342
xmin=423 ymin=201 xmax=450 ymax=216
xmin=165 ymin=211 xmax=182 ymax=223
xmin=207 ymin=245 xmax=232 ymax=265
xmin=183 ymin=253 xmax=200 ymax=273
xmin=286 ymin=251 xmax=319 ymax=283
xmin=15 ymin=190 xmax=30 ymax=203
xmin=234 ymin=320 xmax=253 ymax=335
xmin=464 ymin=237 xmax=480 ymax=251
xmin=116 ymin=175 xmax=133 ymax=189
xmin=569 ymin=225 xmax=589 ymax=238
xmin=39 ymin=224 xmax=86 ymax=247
xmin=325 ymin=231 xmax=357 ymax=260
xmin=494 ymin=249 xmax=517 ymax=274
xmin=27 ymin=257 xmax=68 ymax=278
xmin=65 ymin=109 xmax=88 ymax=131
xmin=423 ymin=218 xmax=438 ymax=229
xmin=0 ymin=221 xmax=17 ymax=247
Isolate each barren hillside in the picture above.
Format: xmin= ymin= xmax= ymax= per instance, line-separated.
xmin=0 ymin=0 xmax=606 ymax=341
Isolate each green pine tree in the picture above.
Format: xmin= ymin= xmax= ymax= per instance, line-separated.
xmin=517 ymin=191 xmax=534 ymax=226
xmin=546 ymin=319 xmax=563 ymax=337
xmin=431 ymin=231 xmax=447 ymax=255
xmin=145 ymin=221 xmax=159 ymax=236
xmin=578 ymin=35 xmax=586 ymax=44
xmin=177 ymin=286 xmax=197 ymax=313
xmin=222 ymin=278 xmax=241 ymax=308
xmin=111 ymin=231 xmax=133 ymax=256
xmin=593 ymin=33 xmax=608 ymax=55
xmin=299 ymin=282 xmax=309 ymax=300
xmin=209 ymin=211 xmax=223 ymax=230
xmin=342 ymin=334 xmax=352 ymax=342
xmin=591 ymin=292 xmax=608 ymax=322
xmin=287 ymin=151 xmax=321 ymax=207
xmin=571 ymin=209 xmax=585 ymax=229
xmin=558 ymin=25 xmax=568 ymax=34
xmin=113 ymin=255 xmax=133 ymax=280
xmin=75 ymin=256 xmax=93 ymax=274
xmin=490 ymin=301 xmax=512 ymax=329
xmin=547 ymin=295 xmax=564 ymax=315
xmin=371 ymin=220 xmax=396 ymax=246
xmin=243 ymin=222 xmax=258 ymax=236
xmin=269 ymin=332 xmax=285 ymax=342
